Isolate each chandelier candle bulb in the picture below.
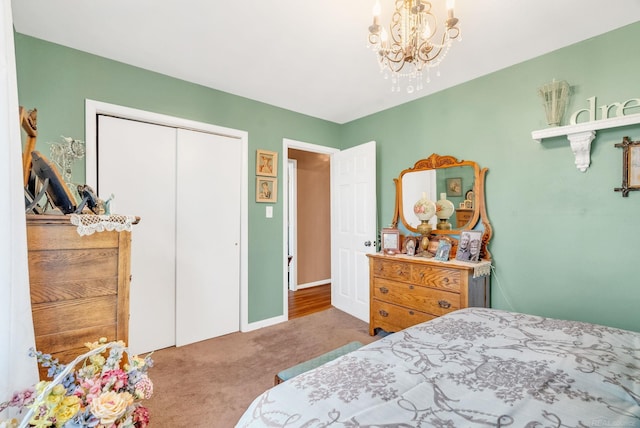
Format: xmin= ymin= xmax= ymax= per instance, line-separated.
xmin=373 ymin=0 xmax=381 ymax=26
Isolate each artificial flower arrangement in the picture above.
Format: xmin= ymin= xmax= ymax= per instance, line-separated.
xmin=0 ymin=338 xmax=153 ymax=428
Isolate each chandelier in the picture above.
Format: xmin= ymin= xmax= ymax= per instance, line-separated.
xmin=367 ymin=0 xmax=461 ymax=93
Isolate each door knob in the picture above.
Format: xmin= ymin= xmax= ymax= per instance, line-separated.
xmin=364 ymin=240 xmax=372 ymax=247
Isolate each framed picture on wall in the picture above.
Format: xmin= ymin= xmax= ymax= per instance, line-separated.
xmin=256 ymin=177 xmax=277 ymax=203
xmin=446 ymin=177 xmax=462 ymax=197
xmin=455 ymin=230 xmax=482 ymax=263
xmin=256 ymin=149 xmax=277 ymax=177
xmin=629 ymin=141 xmax=640 ymax=188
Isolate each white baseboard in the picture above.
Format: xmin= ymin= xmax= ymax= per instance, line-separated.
xmin=297 ymin=279 xmax=331 ymax=290
xmin=242 ymin=314 xmax=287 ymax=332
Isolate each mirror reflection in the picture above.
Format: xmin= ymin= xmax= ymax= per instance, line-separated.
xmin=400 ymin=166 xmax=475 ymax=230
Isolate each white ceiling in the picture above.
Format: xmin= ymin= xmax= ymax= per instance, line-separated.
xmin=11 ymin=1 xmax=640 ymax=124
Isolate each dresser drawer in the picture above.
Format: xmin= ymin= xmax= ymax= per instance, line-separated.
xmin=371 ymin=258 xmax=411 ymax=282
xmin=411 ymin=265 xmax=461 ymax=292
xmin=371 ymin=299 xmax=435 ymax=332
xmin=372 ymin=278 xmax=461 ymax=316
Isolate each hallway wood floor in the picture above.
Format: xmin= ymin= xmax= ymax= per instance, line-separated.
xmin=288 ymin=283 xmax=331 ymax=319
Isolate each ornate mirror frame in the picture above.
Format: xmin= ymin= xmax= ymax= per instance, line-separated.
xmin=391 ymin=154 xmax=492 ymax=260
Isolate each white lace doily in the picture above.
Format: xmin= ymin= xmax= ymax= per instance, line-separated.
xmin=70 ymin=214 xmax=138 ymax=236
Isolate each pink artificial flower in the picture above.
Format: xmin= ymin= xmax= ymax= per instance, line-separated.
xmin=76 ymin=376 xmax=103 ymax=404
xmin=9 ymin=387 xmax=36 ymax=407
xmin=101 ymin=369 xmax=129 ymax=391
xmin=133 ymin=405 xmax=150 ymax=428
xmin=134 ymin=376 xmax=153 ymax=400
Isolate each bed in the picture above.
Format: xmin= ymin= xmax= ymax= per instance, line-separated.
xmin=236 ymin=307 xmax=640 ymax=427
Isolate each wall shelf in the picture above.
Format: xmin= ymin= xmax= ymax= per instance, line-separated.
xmin=531 ymin=113 xmax=640 ymax=172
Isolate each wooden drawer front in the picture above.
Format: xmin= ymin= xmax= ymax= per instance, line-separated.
xmin=31 ymin=295 xmax=117 ymax=336
xmin=28 ymin=248 xmax=119 ymax=284
xmin=372 ymin=258 xmax=411 ymax=282
xmin=27 ymin=225 xmax=120 ymax=251
xmin=372 ymin=299 xmax=435 ymax=332
xmin=411 ymin=265 xmax=461 ymax=292
xmin=373 ymin=278 xmax=460 ymax=316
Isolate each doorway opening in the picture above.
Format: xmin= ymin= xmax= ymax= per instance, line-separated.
xmin=282 ymin=139 xmax=338 ymax=319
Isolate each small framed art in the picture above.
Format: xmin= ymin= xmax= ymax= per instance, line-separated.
xmin=256 ymin=149 xmax=277 ymax=177
xmin=434 ymin=239 xmax=451 ymax=261
xmin=402 ymin=235 xmax=418 ymax=256
xmin=446 ymin=177 xmax=462 ymax=197
xmin=256 ymin=177 xmax=277 ymax=203
xmin=455 ymin=230 xmax=482 ymax=262
xmin=381 ymin=228 xmax=400 ymax=254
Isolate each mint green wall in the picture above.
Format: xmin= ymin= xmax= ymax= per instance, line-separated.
xmin=15 ymin=22 xmax=640 ymax=332
xmin=342 ymin=22 xmax=640 ymax=332
xmin=14 ymin=33 xmax=341 ymax=323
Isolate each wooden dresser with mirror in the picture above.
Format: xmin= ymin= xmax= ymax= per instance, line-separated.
xmin=368 ymin=154 xmax=492 ymax=335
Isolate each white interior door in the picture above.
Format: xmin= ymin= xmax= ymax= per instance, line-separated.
xmin=97 ymin=115 xmax=177 ymax=354
xmin=175 ymin=129 xmax=241 ymax=346
xmin=331 ymin=141 xmax=377 ymax=322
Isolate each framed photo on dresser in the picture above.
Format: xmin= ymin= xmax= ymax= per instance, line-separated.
xmin=455 ymin=230 xmax=482 ymax=262
xmin=381 ymin=228 xmax=400 ymax=254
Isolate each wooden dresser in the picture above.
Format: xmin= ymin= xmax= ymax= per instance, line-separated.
xmin=26 ymin=214 xmax=133 ymax=375
xmin=368 ymin=253 xmax=490 ymax=335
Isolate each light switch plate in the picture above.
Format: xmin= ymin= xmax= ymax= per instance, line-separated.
xmin=266 ymin=206 xmax=273 ymax=218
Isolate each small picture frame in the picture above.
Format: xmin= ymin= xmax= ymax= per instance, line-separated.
xmin=446 ymin=177 xmax=462 ymax=197
xmin=434 ymin=239 xmax=451 ymax=261
xmin=256 ymin=149 xmax=277 ymax=177
xmin=256 ymin=177 xmax=277 ymax=203
xmin=381 ymin=228 xmax=400 ymax=254
xmin=402 ymin=236 xmax=418 ymax=256
xmin=455 ymin=230 xmax=482 ymax=262
xmin=464 ymin=199 xmax=473 ymax=209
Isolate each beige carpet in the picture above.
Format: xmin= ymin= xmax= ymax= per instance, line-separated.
xmin=145 ymin=307 xmax=380 ymax=427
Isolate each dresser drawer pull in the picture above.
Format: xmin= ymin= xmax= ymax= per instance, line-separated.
xmin=396 ymin=269 xmax=406 ymax=276
xmin=408 ymin=310 xmax=414 ymax=315
xmin=379 ymin=310 xmax=389 ymax=317
xmin=379 ymin=287 xmax=389 ymax=294
xmin=442 ymin=277 xmax=450 ymax=284
xmin=438 ymin=300 xmax=451 ymax=309
xmin=409 ymin=285 xmax=414 ymax=290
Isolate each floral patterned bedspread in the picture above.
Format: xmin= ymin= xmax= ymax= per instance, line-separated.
xmin=236 ymin=308 xmax=640 ymax=427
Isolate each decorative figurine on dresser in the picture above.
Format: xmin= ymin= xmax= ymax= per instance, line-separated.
xmin=368 ymin=154 xmax=492 ymax=335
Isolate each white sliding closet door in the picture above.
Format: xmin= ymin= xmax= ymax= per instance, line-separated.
xmin=175 ymin=129 xmax=241 ymax=346
xmin=98 ymin=116 xmax=177 ymax=354
xmin=97 ymin=117 xmax=241 ymax=354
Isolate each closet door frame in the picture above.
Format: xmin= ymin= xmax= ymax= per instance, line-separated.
xmin=85 ymin=99 xmax=250 ymax=332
